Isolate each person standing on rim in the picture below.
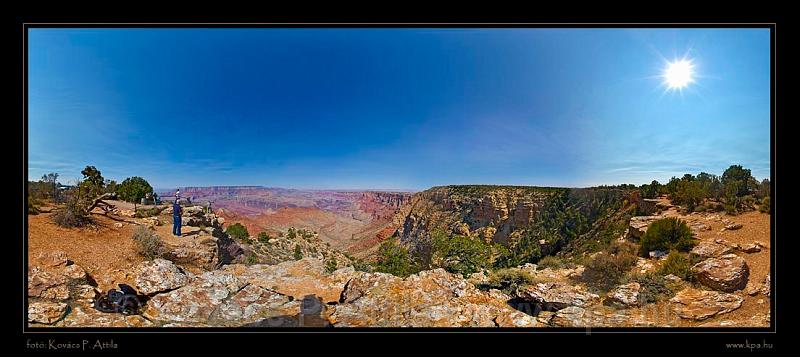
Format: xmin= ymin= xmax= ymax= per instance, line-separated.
xmin=172 ymin=200 xmax=183 ymax=237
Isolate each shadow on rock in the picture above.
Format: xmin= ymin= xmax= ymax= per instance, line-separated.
xmin=242 ymin=295 xmax=332 ymax=328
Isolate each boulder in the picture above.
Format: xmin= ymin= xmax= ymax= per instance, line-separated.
xmin=28 ymin=301 xmax=68 ymax=324
xmin=649 ymin=250 xmax=668 ymax=259
xmin=163 ymin=236 xmax=219 ymax=273
xmin=664 ymin=274 xmax=682 ymax=283
xmin=669 ymin=287 xmax=743 ymax=320
xmin=604 ymin=282 xmax=640 ymax=308
xmin=689 ymin=221 xmax=711 ymax=234
xmin=133 ymin=259 xmax=190 ymax=295
xmin=724 ymin=223 xmax=743 ymax=230
xmin=626 ymin=216 xmax=661 ymax=241
xmin=740 ymin=243 xmax=761 ymax=253
xmin=518 ymin=282 xmax=599 ymax=310
xmin=690 ymin=240 xmax=734 ymax=260
xmin=692 ymin=254 xmax=749 ymax=292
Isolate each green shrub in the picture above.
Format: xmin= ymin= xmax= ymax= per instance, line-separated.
xmin=351 ymin=258 xmax=372 ymax=272
xmin=287 ymin=228 xmax=297 ymax=239
xmin=671 ymin=179 xmax=707 ymax=212
xmin=373 ymin=239 xmax=419 ymax=278
xmin=431 ymin=233 xmax=491 ymax=277
xmin=52 ymin=196 xmax=91 ymax=228
xmin=244 ymin=251 xmax=259 ymax=265
xmin=226 ymin=223 xmax=249 ymax=241
xmin=638 ymin=217 xmax=695 ymax=257
xmin=537 ymin=255 xmax=572 ymax=270
xmin=28 ymin=196 xmax=41 ymax=215
xmin=135 ymin=207 xmax=164 ymax=218
xmin=658 ymin=250 xmax=694 ymax=281
xmin=325 ymin=258 xmax=338 ymax=274
xmin=300 ymin=229 xmax=315 ymax=239
xmin=479 ymin=269 xmax=534 ymax=296
xmin=257 ymin=231 xmax=271 ymax=244
xmin=759 ymin=197 xmax=770 ymax=214
xmin=132 ymin=225 xmax=165 ymax=259
xmin=581 ymin=249 xmax=637 ymax=292
xmin=623 ymin=272 xmax=674 ymax=305
xmin=293 ymin=244 xmax=303 ymax=260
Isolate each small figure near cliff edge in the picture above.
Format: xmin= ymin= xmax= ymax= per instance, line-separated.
xmin=172 ymin=200 xmax=183 ymax=236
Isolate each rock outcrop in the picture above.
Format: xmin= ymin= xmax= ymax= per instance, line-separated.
xmin=669 ymin=287 xmax=744 ymax=320
xmin=133 ymin=259 xmax=190 ymax=295
xmin=518 ymin=282 xmax=600 ymax=310
xmin=626 ymin=216 xmax=661 ymax=241
xmin=143 ymin=259 xmax=350 ymax=326
xmin=331 ymin=269 xmax=539 ymax=327
xmin=692 ymin=254 xmax=749 ymax=292
xmin=28 ymin=301 xmax=69 ymax=324
xmin=690 ymin=240 xmax=734 ymax=260
xmin=604 ymin=282 xmax=640 ymax=308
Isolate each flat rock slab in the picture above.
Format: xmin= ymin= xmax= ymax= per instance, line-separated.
xmin=690 ymin=240 xmax=734 ymax=260
xmin=669 ymin=287 xmax=743 ymax=321
xmin=519 ymin=281 xmax=599 ymax=310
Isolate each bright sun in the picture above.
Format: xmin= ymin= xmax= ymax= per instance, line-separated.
xmin=662 ymin=59 xmax=695 ymax=90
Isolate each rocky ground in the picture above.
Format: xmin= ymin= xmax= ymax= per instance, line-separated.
xmin=27 ymin=196 xmax=771 ymax=328
xmin=612 ymin=198 xmax=771 ymax=327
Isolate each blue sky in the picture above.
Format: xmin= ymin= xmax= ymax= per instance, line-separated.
xmin=28 ymin=28 xmax=770 ymax=190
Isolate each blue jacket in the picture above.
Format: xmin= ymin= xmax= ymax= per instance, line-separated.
xmin=173 ymin=204 xmax=182 ymax=218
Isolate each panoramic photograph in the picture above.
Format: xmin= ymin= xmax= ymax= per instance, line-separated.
xmin=25 ymin=28 xmax=771 ymax=329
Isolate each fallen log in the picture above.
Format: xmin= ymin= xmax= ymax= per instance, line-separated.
xmin=85 ymin=193 xmax=114 ymax=213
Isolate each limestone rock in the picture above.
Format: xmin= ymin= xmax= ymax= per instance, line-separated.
xmin=635 ymin=258 xmax=654 ymax=274
xmin=28 ymin=258 xmax=88 ymax=300
xmin=28 ymin=301 xmax=68 ymax=324
xmin=35 ymin=250 xmax=69 ymax=267
xmin=604 ymin=282 xmax=640 ymax=308
xmin=518 ymin=282 xmax=599 ymax=310
xmin=163 ymin=235 xmax=219 ymax=272
xmin=627 ymin=216 xmax=661 ymax=241
xmin=649 ymin=250 xmax=668 ymax=259
xmin=740 ymin=243 xmax=761 ymax=253
xmin=692 ymin=254 xmax=749 ymax=292
xmin=669 ymin=287 xmax=743 ymax=320
xmin=57 ymin=306 xmax=153 ymax=327
xmin=133 ymin=259 xmax=190 ymax=295
xmin=145 ymin=259 xmax=357 ymax=326
xmin=690 ymin=240 xmax=734 ymax=260
xmin=724 ymin=223 xmax=743 ymax=230
xmin=144 ymin=268 xmax=249 ymax=324
xmin=331 ymin=268 xmax=540 ymax=327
